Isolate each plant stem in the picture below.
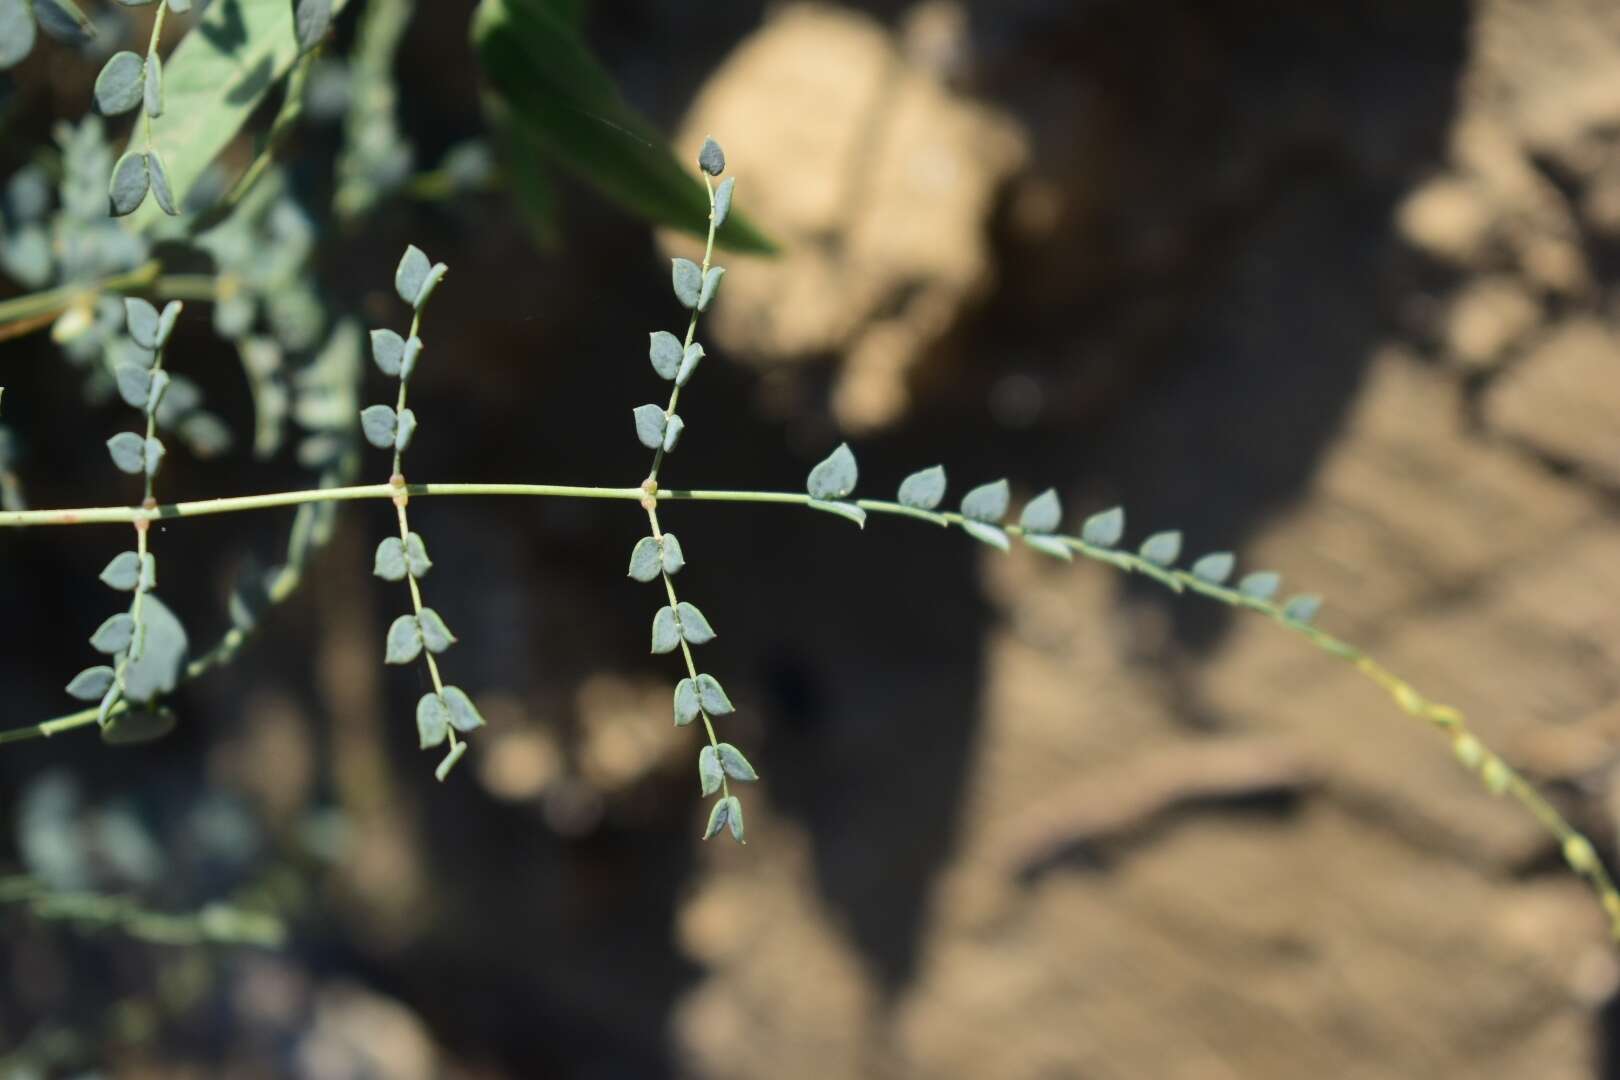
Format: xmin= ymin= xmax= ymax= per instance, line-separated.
xmin=1 ymin=479 xmax=1614 ymax=932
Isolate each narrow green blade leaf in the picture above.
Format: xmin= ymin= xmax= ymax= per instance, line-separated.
xmin=472 ymin=0 xmax=775 ymax=253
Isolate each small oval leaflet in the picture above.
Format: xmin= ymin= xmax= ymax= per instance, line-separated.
xmin=143 ymin=51 xmax=162 ymax=118
xmin=698 ymin=136 xmax=726 ymax=176
xmin=401 ymin=336 xmax=424 ymax=380
xmin=713 ymin=177 xmax=736 ymax=230
xmin=373 ymin=537 xmax=407 ymax=581
xmin=1191 ymin=552 xmax=1235 ymax=585
xmin=67 ymin=665 xmax=116 ymax=702
xmin=371 ymin=329 xmax=405 ymax=377
xmin=395 ymin=245 xmax=432 ymax=307
xmin=125 ymin=297 xmax=160 ymax=349
xmin=960 ymin=479 xmax=1010 ymax=523
xmin=703 ymin=795 xmax=735 ymax=840
xmin=99 ymin=551 xmax=143 ymax=591
xmin=808 ymin=500 xmax=866 ymax=528
xmin=698 ymin=745 xmax=723 ymax=795
xmin=708 ymin=795 xmax=744 ymax=843
xmin=1019 ymin=488 xmax=1062 ymax=533
xmin=651 ymin=606 xmax=680 ymax=654
xmin=807 ymin=443 xmax=858 ymax=500
xmin=649 ymin=331 xmax=683 ymax=380
xmin=115 ymin=362 xmax=153 ymax=410
xmin=661 ymin=533 xmax=685 ymax=575
xmin=1282 ymin=594 xmax=1323 ymax=624
xmin=414 ymin=263 xmax=449 ymax=309
xmin=898 ymin=465 xmax=946 ymax=510
xmin=962 ymin=520 xmax=1010 ymax=551
xmin=106 ymin=431 xmax=146 ymax=475
xmin=633 ymin=404 xmax=666 ymax=450
xmin=676 ymin=601 xmax=715 ymax=644
xmin=698 ymin=267 xmax=725 ymax=312
xmin=90 ymin=612 xmax=135 ymax=655
xmin=394 ymin=408 xmax=418 ymax=453
xmin=101 ymin=707 xmax=176 ymax=746
xmin=404 ymin=533 xmax=432 ymax=577
xmin=717 ymin=743 xmax=758 ymax=783
xmin=1139 ymin=530 xmax=1182 ymax=567
xmin=696 ymin=673 xmax=733 ymax=715
xmin=418 ymin=608 xmax=457 ymax=653
xmin=1081 ymin=506 xmax=1124 ymax=548
xmin=122 ymin=594 xmax=187 ymax=701
xmin=385 ymin=614 xmax=423 ymax=664
xmin=442 ymin=686 xmax=485 ymax=732
xmin=147 ymin=150 xmax=176 ymax=216
xmin=661 ymin=414 xmax=685 ymax=453
xmin=108 ymin=150 xmax=149 ymax=216
xmin=674 ymin=678 xmax=701 ymax=726
xmin=360 ymin=404 xmax=398 ymax=449
xmin=1023 ymin=534 xmax=1073 ymax=561
xmin=1238 ymin=571 xmax=1281 ymax=601
xmin=294 ymin=0 xmax=332 ymax=51
xmin=417 ymin=692 xmax=450 ymax=748
xmin=94 ymin=51 xmax=144 ymax=116
xmin=627 ymin=536 xmax=661 ymax=582
xmin=676 ymin=343 xmax=703 ymax=387
xmin=671 ymin=258 xmax=703 ymax=309
xmin=0 ymin=0 xmax=36 ymax=69
xmin=155 ymin=301 xmax=181 ymax=348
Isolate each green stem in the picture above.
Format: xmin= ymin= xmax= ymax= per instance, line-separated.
xmin=1 ymin=477 xmax=1614 ymax=932
xmin=0 ymin=262 xmax=161 ymax=329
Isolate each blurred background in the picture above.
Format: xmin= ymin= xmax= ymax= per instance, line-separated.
xmin=4 ymin=0 xmax=1620 ymax=1075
